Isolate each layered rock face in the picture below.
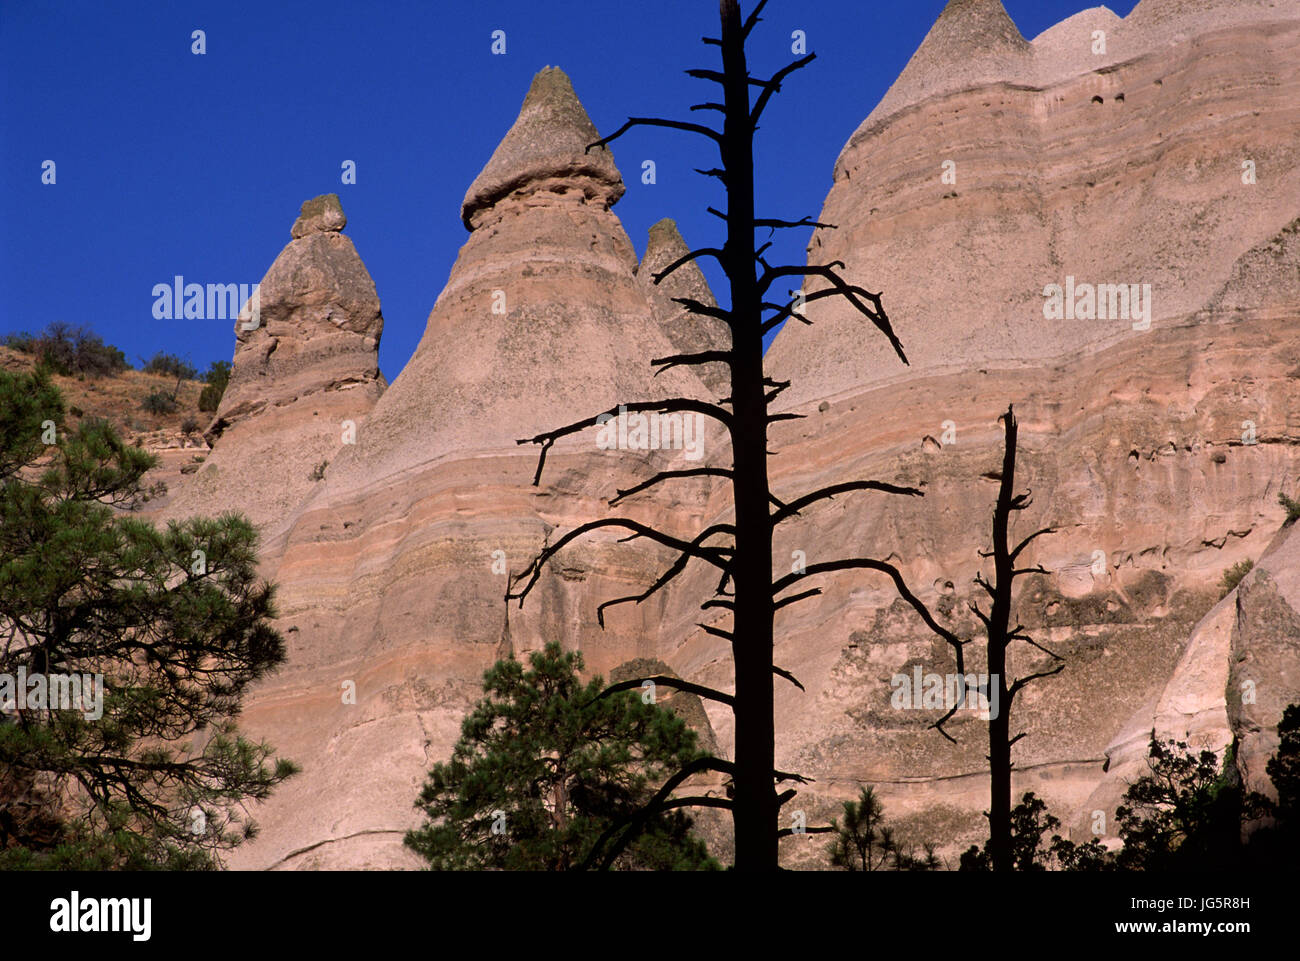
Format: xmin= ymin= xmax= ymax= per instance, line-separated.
xmin=223 ymin=69 xmax=721 ymax=869
xmin=672 ymin=0 xmax=1300 ymax=861
xmin=178 ymin=2 xmax=1300 ymax=869
xmin=157 ymin=193 xmax=386 ymax=543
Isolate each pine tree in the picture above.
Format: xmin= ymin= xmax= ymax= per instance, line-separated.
xmin=404 ymin=642 xmax=718 ymax=870
xmin=0 ymin=368 xmax=296 ymax=869
xmin=827 ymin=786 xmax=888 ymax=871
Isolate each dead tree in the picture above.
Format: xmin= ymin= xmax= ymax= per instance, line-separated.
xmin=508 ymin=0 xmax=927 ymax=871
xmin=928 ymin=405 xmax=1063 ymax=872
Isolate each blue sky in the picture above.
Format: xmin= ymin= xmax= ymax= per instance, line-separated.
xmin=0 ymin=0 xmax=1139 ymax=379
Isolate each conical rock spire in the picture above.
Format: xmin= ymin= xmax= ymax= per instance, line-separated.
xmin=639 ymin=218 xmax=729 ymax=396
xmin=461 ymin=66 xmax=623 ymax=230
xmin=156 ymin=193 xmax=384 ymax=542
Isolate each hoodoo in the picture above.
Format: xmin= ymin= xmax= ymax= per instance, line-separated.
xmin=155 ymin=193 xmax=385 ymax=545
xmin=753 ymin=0 xmax=1300 ymax=862
xmin=220 ymin=68 xmax=718 ymax=869
xmin=164 ymin=1 xmax=1300 ymax=869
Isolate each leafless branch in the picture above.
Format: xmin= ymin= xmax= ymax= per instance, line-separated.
xmin=770 ymin=480 xmax=924 ymax=525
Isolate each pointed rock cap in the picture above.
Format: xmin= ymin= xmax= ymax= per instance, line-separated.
xmin=639 ymin=218 xmax=728 ymax=394
xmin=291 ymin=193 xmax=348 ymax=239
xmin=851 ymin=0 xmax=1032 ymax=140
xmin=641 ymin=218 xmax=708 ymax=295
xmin=461 ymin=66 xmax=624 ymax=230
xmin=1032 ymin=7 xmax=1122 ymax=84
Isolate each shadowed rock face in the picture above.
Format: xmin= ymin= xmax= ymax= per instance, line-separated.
xmin=223 ymin=69 xmax=719 ymax=869
xmin=155 ymin=193 xmax=385 ymax=542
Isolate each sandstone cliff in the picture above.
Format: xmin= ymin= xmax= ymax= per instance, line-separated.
xmin=174 ymin=0 xmax=1300 ymax=869
xmin=741 ymin=0 xmax=1300 ymax=862
xmin=221 ymin=68 xmax=720 ymax=869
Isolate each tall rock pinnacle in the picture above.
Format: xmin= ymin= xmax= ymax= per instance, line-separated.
xmin=639 ymin=218 xmax=730 ymax=396
xmin=224 ymin=71 xmax=717 ymax=869
xmin=157 ymin=193 xmax=385 ymax=544
xmin=461 ymin=66 xmax=623 ymax=230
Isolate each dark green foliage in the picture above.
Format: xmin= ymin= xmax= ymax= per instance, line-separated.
xmin=141 ymin=390 xmax=177 ymax=415
xmin=180 ymin=416 xmax=201 ymax=437
xmin=198 ymin=360 xmax=231 ymax=413
xmin=1220 ymin=559 xmax=1253 ymax=599
xmin=1114 ymin=737 xmax=1269 ymax=870
xmin=141 ymin=352 xmax=197 ymax=382
xmin=404 ymin=642 xmax=718 ymax=871
xmin=960 ymin=791 xmax=1111 ymax=871
xmin=1267 ymin=705 xmax=1300 ymax=821
xmin=1280 ymin=491 xmax=1300 ymax=524
xmin=828 ymin=785 xmax=939 ymax=871
xmin=0 ymin=369 xmax=296 ymax=869
xmin=1250 ymin=704 xmax=1300 ymax=866
xmin=3 ymin=323 xmax=128 ymax=378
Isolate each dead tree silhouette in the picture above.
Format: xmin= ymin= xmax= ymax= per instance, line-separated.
xmin=508 ymin=0 xmax=936 ymax=871
xmin=927 ymin=405 xmax=1063 ymax=872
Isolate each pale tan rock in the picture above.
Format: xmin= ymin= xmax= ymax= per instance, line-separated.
xmin=184 ymin=1 xmax=1300 ymax=870
xmin=153 ymin=194 xmax=385 ymax=544
xmin=752 ymin=0 xmax=1300 ymax=862
xmin=638 ymin=218 xmax=731 ymax=397
xmin=224 ymin=68 xmax=717 ymax=869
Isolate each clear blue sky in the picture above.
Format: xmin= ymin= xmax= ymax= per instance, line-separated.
xmin=0 ymin=0 xmax=1139 ymax=379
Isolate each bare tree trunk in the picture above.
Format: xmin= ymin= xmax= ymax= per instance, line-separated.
xmin=718 ymin=0 xmax=777 ymax=874
xmin=986 ymin=412 xmax=1017 ymax=871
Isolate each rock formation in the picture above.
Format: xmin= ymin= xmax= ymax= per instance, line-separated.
xmin=744 ymin=0 xmax=1300 ymax=861
xmin=219 ymin=68 xmax=719 ymax=869
xmin=165 ymin=1 xmax=1300 ymax=870
xmin=638 ymin=218 xmax=731 ymax=396
xmin=156 ymin=193 xmax=386 ymax=543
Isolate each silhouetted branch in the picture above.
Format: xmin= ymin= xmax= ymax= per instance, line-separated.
xmin=773 ymin=558 xmax=964 ymax=650
xmin=610 ymin=467 xmax=733 ymax=506
xmin=777 ymin=825 xmax=835 ymax=838
xmin=580 ymin=755 xmax=735 ymax=870
xmin=697 ymin=622 xmax=733 ymax=642
xmin=1009 ymin=527 xmax=1055 ymax=563
xmin=651 ymin=350 xmax=733 ymax=376
xmin=799 ymin=265 xmax=906 ymax=364
xmin=595 ymin=524 xmax=736 ymax=626
xmin=771 ymin=480 xmax=924 ymax=525
xmin=669 ymin=297 xmax=734 ymax=326
xmin=508 ymin=518 xmax=732 ymax=606
xmin=773 ymin=588 xmax=821 ymax=612
xmin=593 ymin=675 xmax=736 ymax=709
xmin=587 ymin=117 xmax=721 ymax=152
xmin=741 ymin=0 xmax=770 ymax=39
xmin=751 ymin=53 xmax=817 ymax=124
xmin=650 ymin=246 xmax=727 ymax=285
xmin=773 ymin=665 xmax=805 ymax=692
xmin=760 ymin=285 xmax=868 ymax=334
xmin=757 ymin=261 xmax=846 ymax=293
xmin=753 ymin=216 xmax=835 ymax=233
xmin=517 ymin=398 xmax=734 ymax=484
